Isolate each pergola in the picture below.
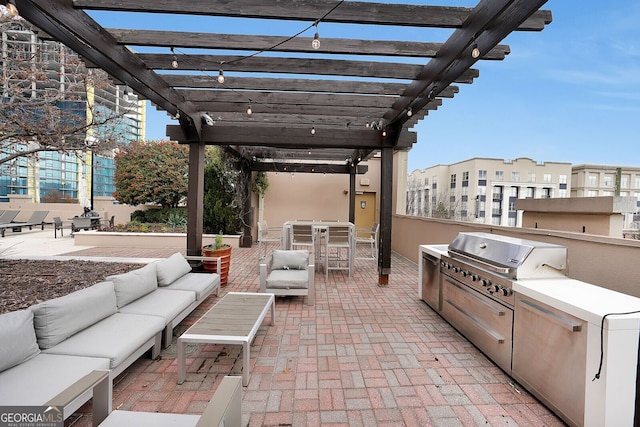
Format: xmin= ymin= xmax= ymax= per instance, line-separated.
xmin=14 ymin=0 xmax=552 ymax=284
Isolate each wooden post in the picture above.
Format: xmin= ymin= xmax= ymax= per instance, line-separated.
xmin=378 ymin=146 xmax=393 ymax=285
xmin=186 ymin=140 xmax=205 ymax=256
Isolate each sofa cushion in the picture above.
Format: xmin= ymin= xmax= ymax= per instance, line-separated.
xmin=266 ymin=269 xmax=309 ymax=289
xmin=156 ymin=253 xmax=192 ymax=286
xmin=119 ymin=289 xmax=195 ymax=323
xmin=271 ymin=250 xmax=309 ymax=271
xmin=31 ymin=281 xmax=117 ymax=350
xmin=43 ymin=313 xmax=165 ymax=369
xmin=162 ymin=272 xmax=219 ymax=300
xmin=0 ymin=353 xmax=109 ymax=406
xmin=0 ymin=310 xmax=40 ymax=372
xmin=107 ymin=263 xmax=158 ymax=308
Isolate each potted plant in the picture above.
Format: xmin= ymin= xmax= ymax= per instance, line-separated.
xmin=202 ymin=234 xmax=232 ymax=286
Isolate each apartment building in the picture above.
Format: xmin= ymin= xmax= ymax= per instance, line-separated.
xmin=571 ymin=164 xmax=640 ymax=228
xmin=0 ymin=20 xmax=144 ymax=203
xmin=407 ymin=157 xmax=572 ymax=227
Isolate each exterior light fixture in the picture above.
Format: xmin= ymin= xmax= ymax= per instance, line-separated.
xmin=5 ymin=1 xmax=18 ymax=16
xmin=246 ymin=104 xmax=252 ymax=115
xmin=170 ymin=47 xmax=178 ymax=69
xmin=311 ymin=22 xmax=321 ymax=50
xmin=217 ymin=69 xmax=225 ymax=84
xmin=471 ymin=43 xmax=480 ymax=59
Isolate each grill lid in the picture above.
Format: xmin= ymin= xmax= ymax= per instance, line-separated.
xmin=447 ymin=232 xmax=567 ymax=279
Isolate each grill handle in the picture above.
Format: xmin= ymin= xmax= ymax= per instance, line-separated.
xmin=449 ymin=250 xmax=513 ymax=276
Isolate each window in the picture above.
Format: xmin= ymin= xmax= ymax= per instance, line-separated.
xmin=478 ymin=170 xmax=487 ymax=179
xmin=588 ymin=175 xmax=598 ymax=186
xmin=510 ymin=186 xmax=518 ymax=197
xmin=621 ymin=176 xmax=628 ymax=188
xmin=495 ymin=171 xmax=504 ymax=181
xmin=462 ymin=171 xmax=469 ymax=182
xmin=603 ymin=176 xmax=613 ymax=188
xmin=478 ymin=185 xmax=486 ymax=196
xmin=526 ymin=187 xmax=534 ymax=198
xmin=588 ymin=190 xmax=598 ymax=197
xmin=450 ymin=174 xmax=457 ymax=188
xmin=559 ymin=174 xmax=567 ymax=184
xmin=559 ymin=189 xmax=567 ymax=198
xmin=543 ymin=173 xmax=552 ymax=183
xmin=512 ymin=171 xmax=520 ymax=182
xmin=542 ymin=188 xmax=551 ymax=198
xmin=528 ymin=172 xmax=535 ymax=183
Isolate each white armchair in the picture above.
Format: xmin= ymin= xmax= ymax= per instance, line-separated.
xmin=259 ymin=250 xmax=315 ymax=305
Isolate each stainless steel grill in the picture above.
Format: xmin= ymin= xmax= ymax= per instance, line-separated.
xmin=447 ymin=232 xmax=567 ymax=280
xmin=437 ymin=232 xmax=569 ymax=374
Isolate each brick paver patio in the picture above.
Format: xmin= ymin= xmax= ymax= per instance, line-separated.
xmin=61 ymin=244 xmax=565 ymax=426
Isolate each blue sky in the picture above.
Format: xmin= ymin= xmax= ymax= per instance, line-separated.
xmin=92 ymin=1 xmax=640 ymax=172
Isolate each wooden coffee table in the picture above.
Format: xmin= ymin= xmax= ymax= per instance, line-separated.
xmin=177 ymin=292 xmax=275 ymax=386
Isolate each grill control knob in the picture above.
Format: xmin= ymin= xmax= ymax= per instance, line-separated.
xmin=471 ymin=274 xmax=479 ymax=282
xmin=492 ymin=285 xmax=501 ymax=293
xmin=481 ymin=279 xmax=491 ymax=287
xmin=453 ymin=266 xmax=461 ymax=273
xmin=462 ymin=270 xmax=469 ymax=277
xmin=501 ymin=287 xmax=512 ymax=297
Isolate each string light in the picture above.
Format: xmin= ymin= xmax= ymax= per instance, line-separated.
xmin=311 ymin=126 xmax=316 ymax=135
xmin=312 ymin=22 xmax=321 ymax=50
xmin=382 ymin=130 xmax=387 ymax=137
xmin=471 ymin=43 xmax=480 ymax=59
xmin=122 ymin=84 xmax=130 ymax=102
xmin=217 ymin=69 xmax=225 ymax=84
xmin=406 ymin=107 xmax=413 ymax=117
xmin=170 ymin=47 xmax=178 ymax=69
xmin=246 ymin=104 xmax=252 ymax=115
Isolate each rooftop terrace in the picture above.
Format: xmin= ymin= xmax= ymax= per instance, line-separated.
xmin=1 ymin=229 xmax=564 ymax=426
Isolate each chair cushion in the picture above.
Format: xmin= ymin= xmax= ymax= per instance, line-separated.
xmin=0 ymin=310 xmax=40 ymax=372
xmin=31 ymin=281 xmax=117 ymax=350
xmin=43 ymin=313 xmax=165 ymax=369
xmin=98 ymin=411 xmax=200 ymax=427
xmin=155 ymin=253 xmax=192 ymax=286
xmin=0 ymin=353 xmax=110 ymax=406
xmin=119 ymin=289 xmax=195 ymax=323
xmin=161 ymin=272 xmax=219 ymax=300
xmin=266 ymin=269 xmax=309 ymax=289
xmin=271 ymin=250 xmax=309 ymax=270
xmin=107 ymin=263 xmax=158 ymax=308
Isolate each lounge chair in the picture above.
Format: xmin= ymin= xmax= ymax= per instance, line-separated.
xmin=260 ymin=249 xmax=315 ymax=305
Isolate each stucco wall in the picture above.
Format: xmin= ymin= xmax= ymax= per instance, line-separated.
xmin=392 ymin=214 xmax=640 ymax=298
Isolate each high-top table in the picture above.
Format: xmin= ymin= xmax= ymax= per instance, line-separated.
xmin=177 ymin=292 xmax=275 ymax=386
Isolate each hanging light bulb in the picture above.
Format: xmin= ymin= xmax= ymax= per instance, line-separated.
xmin=217 ymin=69 xmax=225 ymax=84
xmin=170 ymin=47 xmax=178 ymax=69
xmin=311 ymin=22 xmax=321 ymax=50
xmin=6 ymin=1 xmax=18 ymax=16
xmin=311 ymin=126 xmax=316 ymax=135
xmin=382 ymin=130 xmax=387 ymax=137
xmin=246 ymin=104 xmax=252 ymax=115
xmin=122 ymin=85 xmax=130 ymax=102
xmin=471 ymin=43 xmax=480 ymax=59
xmin=406 ymin=107 xmax=413 ymax=117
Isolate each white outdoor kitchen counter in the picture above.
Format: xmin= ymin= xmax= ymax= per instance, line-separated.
xmin=419 ymin=244 xmax=640 ymax=426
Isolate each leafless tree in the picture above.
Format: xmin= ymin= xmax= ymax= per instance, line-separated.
xmin=0 ymin=13 xmax=137 ymax=166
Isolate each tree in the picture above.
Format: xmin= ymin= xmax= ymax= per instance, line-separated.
xmin=0 ymin=15 xmax=135 ymax=166
xmin=202 ymin=149 xmax=243 ymax=234
xmin=113 ymin=140 xmax=189 ymax=208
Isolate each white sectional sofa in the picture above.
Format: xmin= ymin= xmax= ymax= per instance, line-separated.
xmin=0 ymin=253 xmax=220 ymax=421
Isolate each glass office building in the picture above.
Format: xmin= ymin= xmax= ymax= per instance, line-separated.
xmin=0 ymin=20 xmax=144 ymax=203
